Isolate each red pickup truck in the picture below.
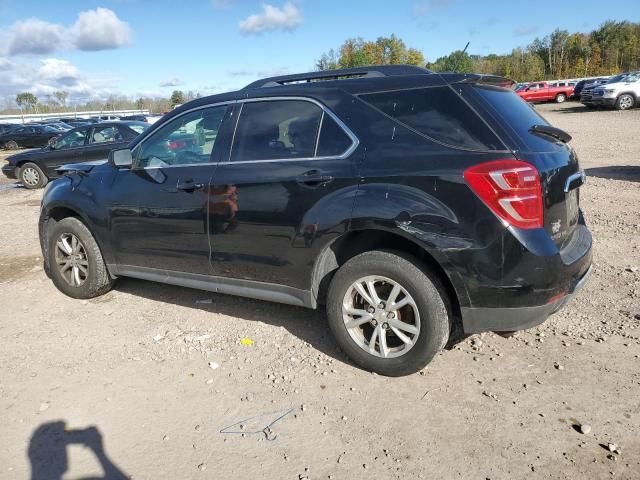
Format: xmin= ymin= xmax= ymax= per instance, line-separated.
xmin=516 ymin=82 xmax=574 ymax=103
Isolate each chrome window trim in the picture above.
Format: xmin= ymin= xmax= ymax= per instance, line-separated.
xmin=133 ymin=96 xmax=359 ymax=170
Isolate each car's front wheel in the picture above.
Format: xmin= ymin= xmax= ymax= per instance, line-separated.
xmin=19 ymin=162 xmax=48 ymax=189
xmin=326 ymin=250 xmax=450 ymax=376
xmin=47 ymin=217 xmax=114 ymax=299
xmin=615 ymin=94 xmax=635 ymax=110
xmin=555 ymin=93 xmax=566 ymax=103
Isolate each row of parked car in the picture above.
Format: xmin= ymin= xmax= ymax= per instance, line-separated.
xmin=514 ymin=71 xmax=640 ymax=110
xmin=0 ymin=117 xmax=155 ymax=188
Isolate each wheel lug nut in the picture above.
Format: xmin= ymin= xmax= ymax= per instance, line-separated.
xmin=371 ymin=319 xmax=378 ymax=326
xmin=378 ymin=302 xmax=385 ymax=309
xmin=387 ymin=312 xmax=395 ymax=319
xmin=367 ymin=307 xmax=375 ymax=314
xmin=382 ymin=323 xmax=389 ymax=330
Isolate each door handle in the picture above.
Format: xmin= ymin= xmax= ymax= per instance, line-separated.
xmin=295 ymin=170 xmax=334 ymax=187
xmin=176 ymin=179 xmax=204 ymax=192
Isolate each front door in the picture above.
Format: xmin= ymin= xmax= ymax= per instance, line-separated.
xmin=107 ymin=104 xmax=232 ymax=275
xmin=83 ymin=124 xmax=129 ymax=162
xmin=43 ymin=127 xmax=90 ymax=176
xmin=208 ymin=98 xmax=359 ymax=290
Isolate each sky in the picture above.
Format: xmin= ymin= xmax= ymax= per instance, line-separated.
xmin=0 ymin=0 xmax=638 ymax=105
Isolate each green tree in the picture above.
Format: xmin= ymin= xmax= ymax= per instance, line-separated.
xmin=170 ymin=90 xmax=185 ymax=107
xmin=429 ymin=50 xmax=474 ymax=73
xmin=317 ymin=34 xmax=426 ymax=70
xmin=16 ymin=92 xmax=38 ymax=111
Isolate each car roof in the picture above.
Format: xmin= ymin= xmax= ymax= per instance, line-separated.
xmin=167 ymin=65 xmax=513 ymax=122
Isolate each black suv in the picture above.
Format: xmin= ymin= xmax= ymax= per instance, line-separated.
xmin=38 ymin=66 xmax=592 ymax=376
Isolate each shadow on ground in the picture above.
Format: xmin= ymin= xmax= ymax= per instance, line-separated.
xmin=586 ymin=166 xmax=640 ymax=182
xmin=28 ymin=421 xmax=128 ymax=480
xmin=113 ymin=277 xmax=351 ymax=366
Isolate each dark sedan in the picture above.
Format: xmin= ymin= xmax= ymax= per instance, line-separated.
xmin=2 ymin=121 xmax=148 ymax=188
xmin=0 ymin=125 xmax=61 ymax=150
xmin=0 ymin=123 xmax=22 ymax=135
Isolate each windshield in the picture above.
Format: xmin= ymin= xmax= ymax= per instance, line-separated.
xmin=605 ymin=73 xmax=629 ymax=84
xmin=43 ymin=126 xmax=59 ymax=133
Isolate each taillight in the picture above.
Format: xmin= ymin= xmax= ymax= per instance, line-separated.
xmin=464 ymin=159 xmax=543 ymax=229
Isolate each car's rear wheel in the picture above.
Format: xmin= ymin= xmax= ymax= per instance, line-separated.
xmin=555 ymin=93 xmax=566 ymax=103
xmin=19 ymin=162 xmax=48 ymax=189
xmin=4 ymin=140 xmax=18 ymax=150
xmin=47 ymin=217 xmax=114 ymax=299
xmin=615 ymin=94 xmax=635 ymax=110
xmin=326 ymin=250 xmax=450 ymax=376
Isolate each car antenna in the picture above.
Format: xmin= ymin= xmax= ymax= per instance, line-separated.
xmin=453 ymin=41 xmax=470 ymax=72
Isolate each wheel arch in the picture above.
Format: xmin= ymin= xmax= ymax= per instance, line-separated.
xmin=40 ymin=203 xmax=115 ymax=279
xmin=311 ymin=228 xmax=468 ymax=326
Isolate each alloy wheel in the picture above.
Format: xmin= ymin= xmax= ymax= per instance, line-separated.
xmin=54 ymin=233 xmax=89 ymax=287
xmin=342 ymin=275 xmax=421 ymax=358
xmin=619 ymin=95 xmax=633 ymax=110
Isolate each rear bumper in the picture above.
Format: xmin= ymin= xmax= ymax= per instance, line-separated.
xmin=2 ymin=163 xmax=18 ymax=179
xmin=461 ymin=261 xmax=592 ymax=334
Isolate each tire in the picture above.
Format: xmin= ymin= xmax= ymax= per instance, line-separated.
xmin=4 ymin=140 xmax=18 ymax=150
xmin=555 ymin=93 xmax=566 ymax=103
xmin=326 ymin=250 xmax=450 ymax=376
xmin=19 ymin=162 xmax=48 ymax=189
xmin=615 ymin=94 xmax=635 ymax=111
xmin=47 ymin=217 xmax=114 ymax=299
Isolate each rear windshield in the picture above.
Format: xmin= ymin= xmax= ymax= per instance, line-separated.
xmin=360 ymin=86 xmax=504 ymax=151
xmin=471 ymin=84 xmax=559 ymax=152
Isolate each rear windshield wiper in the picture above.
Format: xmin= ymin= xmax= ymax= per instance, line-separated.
xmin=529 ymin=124 xmax=572 ymax=143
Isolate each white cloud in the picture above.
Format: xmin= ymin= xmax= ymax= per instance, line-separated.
xmin=70 ymin=8 xmax=132 ymax=51
xmin=159 ymin=77 xmax=183 ymax=87
xmin=0 ymin=57 xmax=118 ymax=103
xmin=238 ymin=2 xmax=302 ymax=35
xmin=5 ymin=18 xmax=65 ymax=55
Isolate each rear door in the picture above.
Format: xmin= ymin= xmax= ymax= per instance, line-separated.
xmin=207 ymin=98 xmax=359 ymax=290
xmin=467 ymin=84 xmax=583 ymax=248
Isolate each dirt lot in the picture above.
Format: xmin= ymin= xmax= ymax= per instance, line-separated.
xmin=0 ymin=102 xmax=639 ymax=480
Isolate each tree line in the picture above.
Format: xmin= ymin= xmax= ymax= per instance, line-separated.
xmin=2 ymin=89 xmax=195 ymax=116
xmin=318 ymin=21 xmax=640 ymax=81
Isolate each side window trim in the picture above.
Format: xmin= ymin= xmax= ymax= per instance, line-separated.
xmin=227 ymin=96 xmax=358 ymax=164
xmin=131 ymin=101 xmax=235 ymax=170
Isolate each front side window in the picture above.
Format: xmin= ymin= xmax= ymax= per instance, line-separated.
xmin=360 ymin=86 xmax=503 ymax=150
xmin=136 ymin=105 xmax=228 ymax=169
xmin=54 ymin=128 xmax=89 ymax=149
xmin=231 ymin=100 xmax=323 ymax=162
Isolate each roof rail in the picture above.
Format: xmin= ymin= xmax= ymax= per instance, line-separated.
xmin=242 ymin=65 xmax=431 ymax=89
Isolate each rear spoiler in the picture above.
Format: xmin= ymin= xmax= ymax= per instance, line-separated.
xmin=56 ymin=160 xmax=106 ymax=175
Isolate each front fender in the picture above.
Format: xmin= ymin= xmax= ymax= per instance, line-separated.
xmin=40 ymin=173 xmax=116 ymax=272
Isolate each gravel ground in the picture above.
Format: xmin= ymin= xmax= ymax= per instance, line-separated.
xmin=0 ymin=102 xmax=639 ymax=480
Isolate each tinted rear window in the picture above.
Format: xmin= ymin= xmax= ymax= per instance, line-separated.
xmin=317 ymin=114 xmax=353 ymax=157
xmin=471 ymin=85 xmax=557 ymax=152
xmin=360 ymin=86 xmax=503 ymax=151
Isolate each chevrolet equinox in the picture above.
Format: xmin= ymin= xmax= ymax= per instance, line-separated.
xmin=38 ymin=66 xmax=592 ymax=376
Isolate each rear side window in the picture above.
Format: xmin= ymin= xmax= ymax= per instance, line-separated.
xmin=360 ymin=87 xmax=503 ymax=150
xmin=316 ymin=114 xmax=353 ymax=157
xmin=471 ymin=85 xmax=558 ymax=152
xmin=231 ymin=100 xmax=323 ymax=161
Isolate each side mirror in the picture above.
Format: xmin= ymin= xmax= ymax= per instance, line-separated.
xmin=110 ymin=148 xmax=133 ymax=168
